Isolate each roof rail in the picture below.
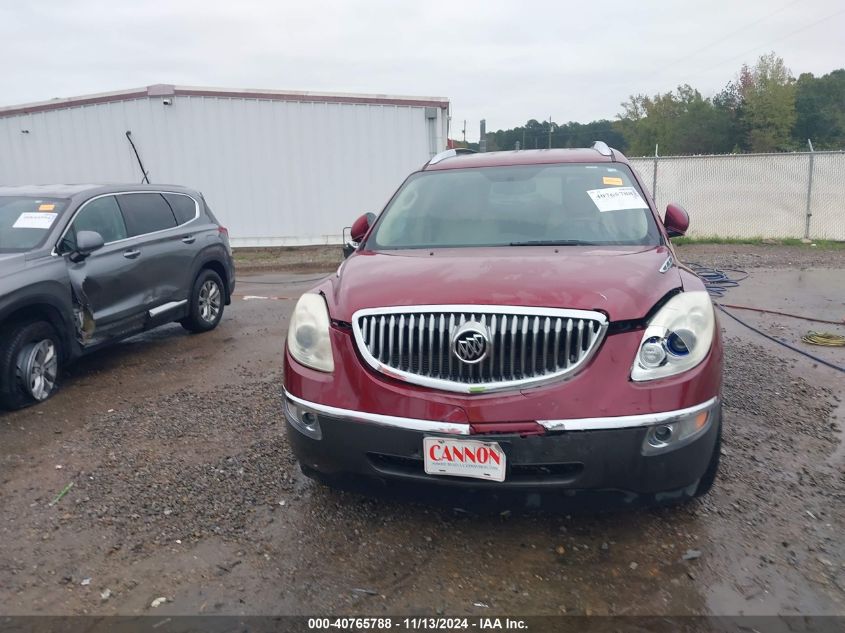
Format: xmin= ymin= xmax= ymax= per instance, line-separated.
xmin=592 ymin=141 xmax=613 ymax=157
xmin=426 ymin=147 xmax=477 ymax=167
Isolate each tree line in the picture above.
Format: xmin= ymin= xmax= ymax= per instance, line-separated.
xmin=470 ymin=53 xmax=844 ymax=157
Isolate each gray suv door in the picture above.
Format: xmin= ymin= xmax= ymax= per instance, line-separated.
xmin=58 ymin=194 xmax=148 ymax=341
xmin=114 ymin=192 xmax=196 ymax=310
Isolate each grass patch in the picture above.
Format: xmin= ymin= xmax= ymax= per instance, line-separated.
xmin=674 ymin=236 xmax=845 ymax=248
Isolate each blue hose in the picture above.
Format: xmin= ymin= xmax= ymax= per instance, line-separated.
xmin=687 ymin=262 xmax=845 ymax=374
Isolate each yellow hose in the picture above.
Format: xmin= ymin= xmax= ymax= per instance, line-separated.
xmin=802 ymin=331 xmax=845 ymax=347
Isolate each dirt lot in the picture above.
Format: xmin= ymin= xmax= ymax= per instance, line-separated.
xmin=1 ymin=245 xmax=843 ymax=616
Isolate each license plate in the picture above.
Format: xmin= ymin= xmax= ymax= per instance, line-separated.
xmin=423 ymin=437 xmax=506 ymax=482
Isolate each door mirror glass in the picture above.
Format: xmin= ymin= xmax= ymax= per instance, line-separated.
xmin=664 ymin=203 xmax=689 ymax=238
xmin=74 ymin=230 xmax=105 ymax=258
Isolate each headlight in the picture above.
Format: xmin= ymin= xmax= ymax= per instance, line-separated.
xmin=287 ymin=294 xmax=334 ymax=372
xmin=631 ymin=291 xmax=714 ymax=381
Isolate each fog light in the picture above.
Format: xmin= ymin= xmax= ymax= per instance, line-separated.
xmin=285 ymin=399 xmax=322 ymax=440
xmin=654 ymin=425 xmax=673 ymax=443
xmin=642 ymin=406 xmax=714 ymax=455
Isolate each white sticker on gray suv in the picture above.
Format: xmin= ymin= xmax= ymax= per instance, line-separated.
xmin=13 ymin=212 xmax=58 ymax=230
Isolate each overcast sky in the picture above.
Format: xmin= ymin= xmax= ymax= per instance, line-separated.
xmin=3 ymin=0 xmax=843 ymax=140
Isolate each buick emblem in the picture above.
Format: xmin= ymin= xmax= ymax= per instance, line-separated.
xmin=452 ymin=321 xmax=490 ymax=364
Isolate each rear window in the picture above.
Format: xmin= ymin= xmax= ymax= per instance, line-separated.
xmin=369 ymin=163 xmax=661 ymax=249
xmin=163 ymin=193 xmax=198 ymax=225
xmin=117 ymin=193 xmax=177 ymax=237
xmin=0 ymin=197 xmax=68 ymax=252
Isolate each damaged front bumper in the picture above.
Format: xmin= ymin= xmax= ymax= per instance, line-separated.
xmin=283 ymin=389 xmax=721 ymax=497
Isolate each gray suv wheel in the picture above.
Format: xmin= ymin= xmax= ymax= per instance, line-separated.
xmin=0 ymin=321 xmax=62 ymax=410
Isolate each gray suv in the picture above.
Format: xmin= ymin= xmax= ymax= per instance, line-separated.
xmin=0 ymin=184 xmax=236 ymax=410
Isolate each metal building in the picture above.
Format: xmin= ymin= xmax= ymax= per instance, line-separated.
xmin=0 ymin=85 xmax=449 ymax=246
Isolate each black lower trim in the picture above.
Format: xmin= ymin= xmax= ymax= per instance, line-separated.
xmin=285 ymin=405 xmax=721 ymax=501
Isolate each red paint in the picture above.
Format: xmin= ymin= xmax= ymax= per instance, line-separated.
xmin=350 ymin=213 xmax=372 ymax=243
xmin=328 ymin=245 xmax=679 ymax=323
xmin=283 ymin=319 xmax=723 ymax=427
xmin=664 ymin=203 xmax=690 ymax=237
xmin=424 ymin=148 xmax=614 ymax=170
xmin=428 ymin=444 xmax=502 ymax=465
xmin=284 ymin=148 xmax=722 ymax=431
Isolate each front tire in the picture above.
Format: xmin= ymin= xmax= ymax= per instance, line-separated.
xmin=0 ymin=321 xmax=62 ymax=410
xmin=181 ymin=269 xmax=225 ymax=333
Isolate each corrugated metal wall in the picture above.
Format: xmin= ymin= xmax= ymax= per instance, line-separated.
xmin=0 ymin=95 xmax=448 ymax=246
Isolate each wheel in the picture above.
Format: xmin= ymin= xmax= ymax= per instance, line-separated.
xmin=0 ymin=321 xmax=62 ymax=410
xmin=181 ymin=269 xmax=225 ymax=333
xmin=693 ymin=416 xmax=721 ymax=498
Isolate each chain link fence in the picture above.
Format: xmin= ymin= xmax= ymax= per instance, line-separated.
xmin=628 ymin=151 xmax=845 ymax=240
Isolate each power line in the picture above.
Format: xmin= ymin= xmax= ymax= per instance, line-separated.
xmin=695 ymin=7 xmax=845 ymax=75
xmin=642 ymin=0 xmax=803 ymax=82
xmin=591 ymin=0 xmax=826 ymax=110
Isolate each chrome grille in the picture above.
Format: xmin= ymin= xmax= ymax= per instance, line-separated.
xmin=352 ymin=306 xmax=608 ymax=394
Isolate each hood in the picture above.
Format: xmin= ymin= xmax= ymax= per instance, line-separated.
xmin=0 ymin=253 xmax=27 ymax=279
xmin=330 ymin=245 xmax=680 ymax=323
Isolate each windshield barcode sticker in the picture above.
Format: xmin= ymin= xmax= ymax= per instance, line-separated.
xmin=587 ymin=187 xmax=647 ymax=212
xmin=13 ymin=212 xmax=58 ymax=230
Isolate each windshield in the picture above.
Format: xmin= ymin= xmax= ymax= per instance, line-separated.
xmin=369 ymin=163 xmax=661 ymax=249
xmin=0 ymin=197 xmax=68 ymax=252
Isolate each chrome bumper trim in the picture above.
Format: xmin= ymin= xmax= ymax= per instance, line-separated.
xmin=284 ymin=390 xmax=471 ymax=435
xmin=284 ymin=390 xmax=720 ymax=435
xmin=538 ymin=397 xmax=720 ymax=432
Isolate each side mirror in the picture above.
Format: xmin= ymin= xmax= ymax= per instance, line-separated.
xmin=72 ymin=230 xmax=105 ymax=261
xmin=343 ymin=212 xmax=376 ymax=259
xmin=664 ymin=203 xmax=689 ymax=238
xmin=350 ymin=212 xmax=376 ymax=243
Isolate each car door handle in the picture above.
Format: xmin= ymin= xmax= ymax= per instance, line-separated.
xmin=181 ymin=235 xmax=196 ymax=244
xmin=123 ymin=249 xmax=141 ymax=259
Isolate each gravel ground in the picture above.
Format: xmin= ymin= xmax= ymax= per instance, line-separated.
xmin=230 ymin=243 xmax=845 ymax=276
xmin=1 ymin=246 xmax=843 ymax=616
xmin=675 ymin=243 xmax=845 ymax=270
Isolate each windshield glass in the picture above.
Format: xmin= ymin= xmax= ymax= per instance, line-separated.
xmin=369 ymin=163 xmax=661 ymax=249
xmin=0 ymin=197 xmax=68 ymax=252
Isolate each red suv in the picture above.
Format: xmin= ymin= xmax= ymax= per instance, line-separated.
xmin=283 ymin=143 xmax=722 ymax=504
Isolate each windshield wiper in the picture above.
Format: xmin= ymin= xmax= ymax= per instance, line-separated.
xmin=508 ymin=240 xmax=597 ymax=246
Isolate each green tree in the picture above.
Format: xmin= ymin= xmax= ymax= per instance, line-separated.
xmin=793 ymin=69 xmax=845 ymax=149
xmin=739 ymin=52 xmax=796 ymax=152
xmin=614 ymin=85 xmax=734 ymax=155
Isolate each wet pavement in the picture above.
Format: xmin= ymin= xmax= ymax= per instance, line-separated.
xmin=0 ymin=249 xmax=843 ymax=616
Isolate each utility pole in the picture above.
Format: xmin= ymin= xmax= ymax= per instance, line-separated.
xmin=462 ymin=120 xmax=466 ymax=143
xmin=479 ymin=119 xmax=487 ymax=153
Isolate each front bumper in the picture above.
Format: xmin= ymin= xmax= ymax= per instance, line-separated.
xmin=284 ymin=391 xmax=721 ymax=497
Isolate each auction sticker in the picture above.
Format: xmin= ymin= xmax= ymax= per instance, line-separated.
xmin=587 ymin=186 xmax=648 ymax=212
xmin=13 ymin=212 xmax=58 ymax=230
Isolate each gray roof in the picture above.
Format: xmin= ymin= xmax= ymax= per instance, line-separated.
xmin=0 ymin=84 xmax=450 ymax=119
xmin=0 ymin=183 xmax=198 ymax=199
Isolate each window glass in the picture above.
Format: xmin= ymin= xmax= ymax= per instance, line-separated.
xmin=117 ymin=193 xmax=177 ymax=237
xmin=0 ymin=197 xmax=68 ymax=252
xmin=370 ymin=164 xmax=660 ymax=249
xmin=59 ymin=196 xmax=127 ymax=253
xmin=163 ymin=193 xmax=198 ymax=225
